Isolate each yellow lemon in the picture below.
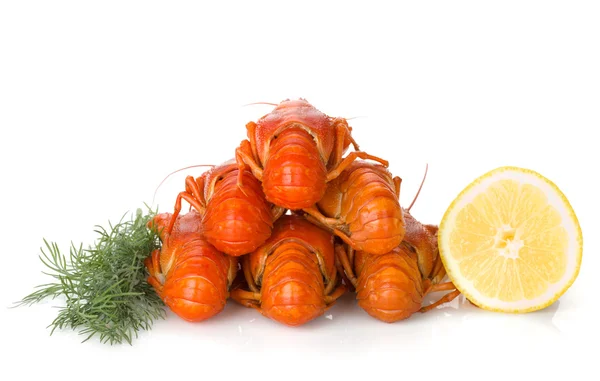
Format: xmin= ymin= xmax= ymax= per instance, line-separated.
xmin=438 ymin=166 xmax=582 ymax=313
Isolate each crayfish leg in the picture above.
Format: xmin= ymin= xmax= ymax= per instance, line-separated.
xmin=303 ymin=205 xmax=342 ymax=227
xmin=324 ymin=284 xmax=347 ymax=307
xmin=185 ymin=175 xmax=206 ymax=210
xmin=429 ymin=253 xmax=447 ymax=284
xmin=230 ymin=289 xmax=262 ymax=310
xmin=235 ymin=139 xmax=264 ymax=184
xmin=334 ymin=255 xmax=351 ymax=291
xmin=393 ymin=176 xmax=402 ymax=199
xmin=242 ymin=255 xmax=259 ymax=293
xmin=326 ymin=151 xmax=389 ymax=182
xmin=329 ymin=118 xmax=355 ymax=168
xmin=230 ymin=256 xmax=261 ymax=308
xmin=301 ymin=207 xmax=361 ymax=256
xmin=167 ymin=191 xmax=205 ymax=235
xmin=420 ymin=282 xmax=461 ymax=313
xmin=334 ymin=244 xmax=358 ymax=289
xmin=144 ymin=249 xmax=165 ymax=297
xmin=245 ymin=121 xmax=260 ymax=160
xmin=302 ymin=209 xmax=358 ymax=252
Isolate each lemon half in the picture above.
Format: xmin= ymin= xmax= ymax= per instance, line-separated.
xmin=438 ymin=166 xmax=582 ymax=313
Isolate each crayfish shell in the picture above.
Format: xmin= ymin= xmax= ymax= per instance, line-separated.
xmin=354 ymin=248 xmax=423 ymax=322
xmin=202 ymin=162 xmax=275 ymax=256
xmin=145 ymin=211 xmax=238 ymax=322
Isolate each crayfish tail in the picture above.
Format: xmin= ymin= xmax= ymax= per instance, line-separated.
xmin=260 ymin=243 xmax=327 ymax=326
xmin=334 ymin=162 xmax=406 ymax=255
xmin=203 ymin=167 xmax=273 ymax=256
xmin=147 ymin=211 xmax=237 ymax=322
xmin=202 ymin=163 xmax=273 ymax=257
xmin=160 ymin=249 xmax=233 ymax=322
xmin=263 ymin=127 xmax=327 ymax=210
xmin=354 ymin=248 xmax=423 ymax=323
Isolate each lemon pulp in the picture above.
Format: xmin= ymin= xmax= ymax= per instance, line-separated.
xmin=439 ymin=167 xmax=582 ymax=312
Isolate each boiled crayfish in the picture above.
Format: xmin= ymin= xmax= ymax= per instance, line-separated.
xmin=148 ymin=99 xmax=457 ymax=326
xmin=336 ymin=206 xmax=460 ymax=322
xmin=303 ymin=160 xmax=406 ymax=255
xmin=146 ymin=211 xmax=238 ymax=322
xmin=235 ymin=99 xmax=388 ymax=210
xmin=166 ymin=160 xmax=284 ymax=256
xmin=230 ymin=215 xmax=346 ymax=326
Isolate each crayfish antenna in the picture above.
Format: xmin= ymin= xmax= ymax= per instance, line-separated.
xmin=345 ymin=116 xmax=368 ymax=121
xmin=152 ymin=164 xmax=215 ymax=206
xmin=242 ymin=101 xmax=279 ymax=107
xmin=407 ymin=163 xmax=429 ymax=213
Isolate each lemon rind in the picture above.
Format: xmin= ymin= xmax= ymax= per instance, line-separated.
xmin=438 ymin=166 xmax=583 ymax=313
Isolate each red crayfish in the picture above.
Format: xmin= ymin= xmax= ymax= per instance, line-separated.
xmin=166 ymin=160 xmax=284 ymax=256
xmin=145 ymin=210 xmax=238 ymax=322
xmin=235 ymin=99 xmax=388 ymax=210
xmin=230 ymin=215 xmax=346 ymax=326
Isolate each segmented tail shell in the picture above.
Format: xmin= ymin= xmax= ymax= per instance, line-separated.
xmin=247 ymin=215 xmax=337 ymax=326
xmin=260 ymin=242 xmax=326 ymax=326
xmin=262 ymin=127 xmax=327 ymax=210
xmin=354 ymin=248 xmax=423 ymax=322
xmin=318 ymin=161 xmax=405 ymax=255
xmin=202 ymin=163 xmax=274 ymax=256
xmin=350 ymin=211 xmax=447 ymax=323
xmin=146 ymin=211 xmax=237 ymax=322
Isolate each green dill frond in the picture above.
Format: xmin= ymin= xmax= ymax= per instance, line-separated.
xmin=17 ymin=207 xmax=166 ymax=345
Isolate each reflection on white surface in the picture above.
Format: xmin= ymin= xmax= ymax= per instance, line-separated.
xmin=4 ymin=287 xmax=591 ymax=381
xmin=7 ymin=271 xmax=589 ymax=370
xmin=95 ymin=289 xmax=574 ymax=353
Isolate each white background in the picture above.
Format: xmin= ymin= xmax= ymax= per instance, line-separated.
xmin=1 ymin=1 xmax=598 ymax=380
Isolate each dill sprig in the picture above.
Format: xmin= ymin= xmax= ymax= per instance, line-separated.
xmin=17 ymin=208 xmax=166 ymax=345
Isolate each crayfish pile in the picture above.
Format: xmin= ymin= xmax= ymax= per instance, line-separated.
xmin=148 ymin=99 xmax=459 ymax=326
